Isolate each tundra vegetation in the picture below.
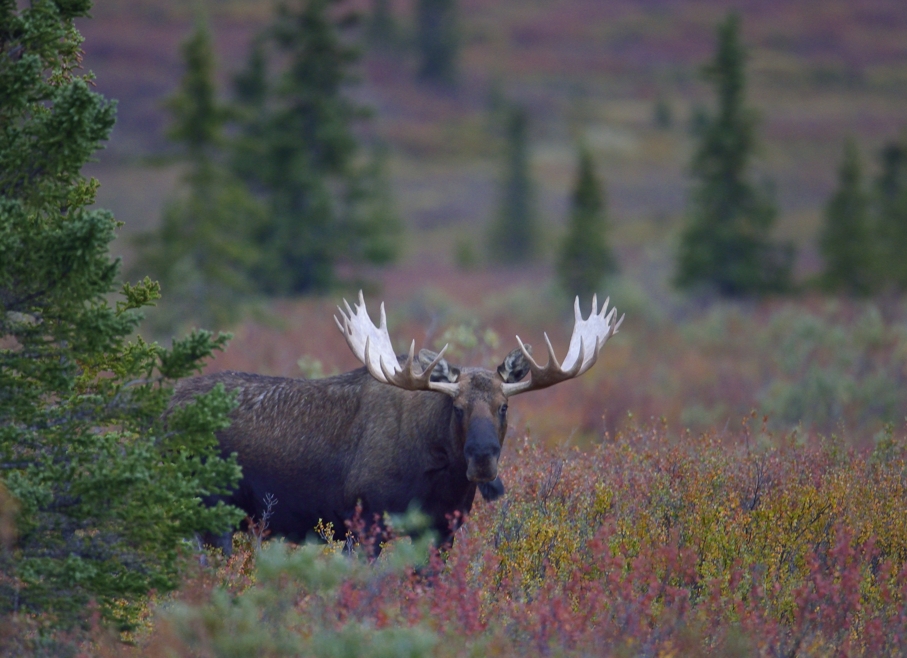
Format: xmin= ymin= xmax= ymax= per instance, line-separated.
xmin=83 ymin=421 xmax=907 ymax=657
xmin=4 ymin=1 xmax=907 ymax=656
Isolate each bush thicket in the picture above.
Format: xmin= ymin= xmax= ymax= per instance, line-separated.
xmin=120 ymin=426 xmax=907 ymax=657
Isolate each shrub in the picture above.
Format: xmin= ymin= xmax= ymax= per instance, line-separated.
xmin=124 ymin=424 xmax=907 ymax=657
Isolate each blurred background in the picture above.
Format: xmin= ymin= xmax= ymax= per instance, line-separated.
xmin=78 ymin=0 xmax=907 ymax=444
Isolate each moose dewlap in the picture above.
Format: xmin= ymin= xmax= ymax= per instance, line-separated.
xmin=170 ymin=292 xmax=623 ymax=553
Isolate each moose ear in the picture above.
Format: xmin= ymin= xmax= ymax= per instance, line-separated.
xmin=497 ymin=346 xmax=531 ymax=383
xmin=418 ymin=349 xmax=460 ymax=383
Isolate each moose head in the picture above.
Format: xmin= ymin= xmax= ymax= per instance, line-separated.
xmin=335 ymin=292 xmax=624 ymax=486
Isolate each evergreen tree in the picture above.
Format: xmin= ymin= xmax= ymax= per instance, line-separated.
xmin=232 ymin=0 xmax=400 ymax=294
xmin=818 ymin=140 xmax=874 ymax=295
xmin=874 ymin=137 xmax=907 ymax=289
xmin=557 ymin=147 xmax=617 ymax=298
xmin=134 ymin=17 xmax=261 ymax=333
xmin=233 ymin=35 xmax=268 ymax=110
xmin=416 ymin=0 xmax=458 ymax=85
xmin=675 ymin=13 xmax=794 ymax=297
xmin=166 ymin=17 xmax=221 ymax=159
xmin=488 ymin=104 xmax=536 ymax=264
xmin=0 ymin=0 xmax=242 ymax=633
xmin=345 ymin=142 xmax=402 ymax=268
xmin=231 ymin=35 xmax=268 ymax=192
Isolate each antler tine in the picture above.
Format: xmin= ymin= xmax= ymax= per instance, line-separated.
xmin=362 ymin=337 xmax=381 ymax=383
xmin=542 ymin=332 xmax=561 ymax=371
xmin=378 ymin=298 xmax=388 ymax=331
xmin=419 ymin=343 xmax=450 ymax=377
xmin=335 ymin=291 xmax=459 ymax=396
xmin=378 ymin=341 xmax=400 ymax=384
xmin=383 ymin=339 xmax=421 ymax=386
xmin=403 ymin=338 xmax=417 ymax=373
xmin=502 ymin=295 xmax=622 ymax=397
xmin=565 ymin=334 xmax=586 ymax=377
xmin=515 ymin=335 xmax=541 ymax=370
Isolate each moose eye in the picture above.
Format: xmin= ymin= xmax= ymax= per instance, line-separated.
xmin=499 ymin=404 xmax=508 ymax=418
xmin=453 ymin=406 xmax=466 ymax=421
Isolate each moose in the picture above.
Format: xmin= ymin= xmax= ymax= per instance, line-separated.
xmin=172 ymin=292 xmax=623 ymax=553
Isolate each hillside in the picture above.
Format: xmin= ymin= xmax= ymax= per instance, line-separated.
xmin=81 ymin=0 xmax=906 ymax=263
xmin=75 ymin=0 xmax=907 ymax=441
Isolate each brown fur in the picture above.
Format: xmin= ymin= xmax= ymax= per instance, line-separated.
xmin=171 ymin=352 xmax=526 ymax=551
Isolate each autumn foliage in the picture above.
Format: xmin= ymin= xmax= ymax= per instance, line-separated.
xmin=101 ymin=418 xmax=907 ymax=657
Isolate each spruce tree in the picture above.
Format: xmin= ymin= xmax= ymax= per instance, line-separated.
xmin=874 ymin=138 xmax=907 ymax=290
xmin=557 ymin=147 xmax=617 ymax=298
xmin=345 ymin=143 xmax=401 ymax=267
xmin=232 ymin=0 xmax=400 ymax=294
xmin=818 ymin=140 xmax=874 ymax=295
xmin=133 ymin=17 xmax=261 ymax=333
xmin=416 ymin=0 xmax=458 ymax=85
xmin=0 ymin=0 xmax=242 ymax=632
xmin=233 ymin=36 xmax=268 ymax=110
xmin=488 ymin=104 xmax=536 ymax=264
xmin=675 ymin=13 xmax=793 ymax=297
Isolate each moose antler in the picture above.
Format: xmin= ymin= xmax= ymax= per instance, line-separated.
xmin=501 ymin=295 xmax=624 ymax=397
xmin=334 ymin=291 xmax=459 ymax=396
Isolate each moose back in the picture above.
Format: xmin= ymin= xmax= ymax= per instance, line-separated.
xmin=171 ymin=292 xmax=623 ymax=552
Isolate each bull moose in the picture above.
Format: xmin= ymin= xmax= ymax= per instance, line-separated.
xmin=172 ymin=292 xmax=623 ymax=553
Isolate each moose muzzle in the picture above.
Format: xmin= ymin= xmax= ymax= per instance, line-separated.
xmin=464 ymin=417 xmax=501 ymax=483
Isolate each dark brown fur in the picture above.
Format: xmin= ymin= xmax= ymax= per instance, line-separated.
xmin=171 ymin=351 xmax=527 ymax=552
